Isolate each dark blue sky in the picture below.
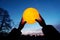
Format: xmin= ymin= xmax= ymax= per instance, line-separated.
xmin=0 ymin=0 xmax=60 ymax=33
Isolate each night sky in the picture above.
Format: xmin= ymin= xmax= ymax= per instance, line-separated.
xmin=0 ymin=0 xmax=60 ymax=34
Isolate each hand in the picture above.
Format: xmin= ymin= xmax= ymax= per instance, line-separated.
xmin=18 ymin=18 xmax=26 ymax=31
xmin=35 ymin=14 xmax=46 ymax=27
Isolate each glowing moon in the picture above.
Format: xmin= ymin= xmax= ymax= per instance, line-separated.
xmin=23 ymin=8 xmax=40 ymax=24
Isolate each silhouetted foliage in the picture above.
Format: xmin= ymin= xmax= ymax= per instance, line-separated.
xmin=0 ymin=8 xmax=12 ymax=31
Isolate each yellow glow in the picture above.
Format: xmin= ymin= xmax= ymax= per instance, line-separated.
xmin=23 ymin=8 xmax=40 ymax=24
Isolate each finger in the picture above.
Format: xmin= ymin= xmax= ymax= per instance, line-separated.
xmin=39 ymin=14 xmax=41 ymax=17
xmin=39 ymin=13 xmax=43 ymax=20
xmin=23 ymin=21 xmax=27 ymax=25
xmin=38 ymin=14 xmax=44 ymax=22
xmin=35 ymin=19 xmax=39 ymax=22
xmin=21 ymin=17 xmax=25 ymax=24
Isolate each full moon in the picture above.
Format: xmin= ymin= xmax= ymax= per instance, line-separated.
xmin=23 ymin=8 xmax=40 ymax=24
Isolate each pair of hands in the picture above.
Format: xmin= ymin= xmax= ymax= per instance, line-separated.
xmin=18 ymin=14 xmax=46 ymax=31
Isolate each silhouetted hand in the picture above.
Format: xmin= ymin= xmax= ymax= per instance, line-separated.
xmin=7 ymin=18 xmax=26 ymax=40
xmin=18 ymin=18 xmax=26 ymax=31
xmin=35 ymin=14 xmax=46 ymax=28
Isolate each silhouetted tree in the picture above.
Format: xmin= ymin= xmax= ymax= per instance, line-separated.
xmin=0 ymin=8 xmax=12 ymax=32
